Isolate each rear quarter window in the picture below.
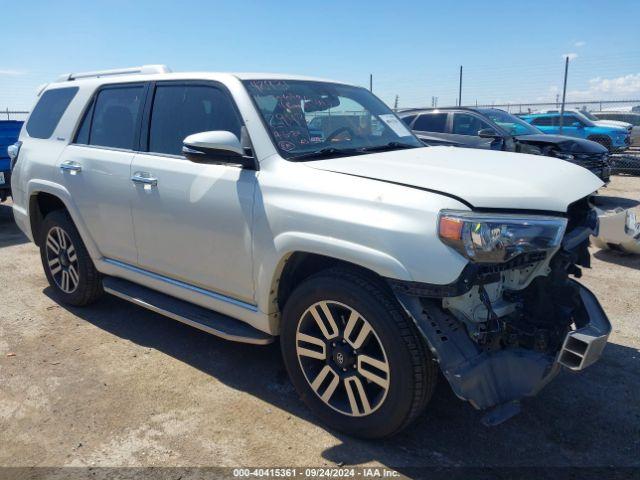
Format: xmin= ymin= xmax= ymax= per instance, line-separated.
xmin=26 ymin=87 xmax=78 ymax=139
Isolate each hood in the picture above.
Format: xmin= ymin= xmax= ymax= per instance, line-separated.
xmin=513 ymin=134 xmax=609 ymax=154
xmin=595 ymin=120 xmax=632 ymax=129
xmin=306 ymin=146 xmax=604 ymax=212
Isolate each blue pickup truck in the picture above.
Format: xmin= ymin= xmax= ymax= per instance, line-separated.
xmin=520 ymin=112 xmax=630 ymax=153
xmin=0 ymin=120 xmax=23 ymax=202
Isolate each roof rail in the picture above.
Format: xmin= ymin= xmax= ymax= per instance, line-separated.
xmin=56 ymin=64 xmax=172 ymax=82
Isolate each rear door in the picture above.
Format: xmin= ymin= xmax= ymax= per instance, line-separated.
xmin=129 ymin=81 xmax=256 ymax=303
xmin=57 ymin=83 xmax=146 ymax=263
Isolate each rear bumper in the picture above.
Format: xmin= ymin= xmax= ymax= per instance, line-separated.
xmin=394 ymin=281 xmax=610 ymax=410
xmin=12 ymin=202 xmax=32 ymax=242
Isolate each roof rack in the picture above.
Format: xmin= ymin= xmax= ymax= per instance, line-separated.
xmin=56 ymin=64 xmax=171 ymax=82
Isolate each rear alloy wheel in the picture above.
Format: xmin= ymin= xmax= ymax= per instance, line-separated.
xmin=45 ymin=226 xmax=80 ymax=294
xmin=281 ymin=267 xmax=437 ymax=438
xmin=39 ymin=210 xmax=103 ymax=306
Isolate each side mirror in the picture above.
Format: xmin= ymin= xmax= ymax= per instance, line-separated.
xmin=572 ymin=122 xmax=583 ymax=128
xmin=478 ymin=128 xmax=501 ymax=138
xmin=183 ymin=131 xmax=256 ymax=169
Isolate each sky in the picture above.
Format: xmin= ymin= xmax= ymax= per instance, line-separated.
xmin=1 ymin=0 xmax=639 ymax=111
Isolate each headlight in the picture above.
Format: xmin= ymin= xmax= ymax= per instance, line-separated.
xmin=554 ymin=152 xmax=575 ymax=160
xmin=438 ymin=210 xmax=568 ymax=263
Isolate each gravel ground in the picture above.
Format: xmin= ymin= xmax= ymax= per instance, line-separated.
xmin=0 ymin=176 xmax=639 ymax=474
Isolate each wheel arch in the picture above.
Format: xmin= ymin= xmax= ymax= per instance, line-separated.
xmin=262 ymin=232 xmax=413 ymax=324
xmin=26 ymin=181 xmax=100 ymax=259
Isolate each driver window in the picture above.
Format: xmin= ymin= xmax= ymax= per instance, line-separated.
xmin=564 ymin=115 xmax=582 ymax=126
xmin=452 ymin=113 xmax=491 ymax=136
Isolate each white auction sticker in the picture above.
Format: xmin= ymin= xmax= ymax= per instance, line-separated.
xmin=378 ymin=114 xmax=412 ymax=137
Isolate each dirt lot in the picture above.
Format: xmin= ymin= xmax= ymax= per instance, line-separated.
xmin=1 ymin=177 xmax=639 ymax=474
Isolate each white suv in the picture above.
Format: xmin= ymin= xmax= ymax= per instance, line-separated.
xmin=10 ymin=65 xmax=611 ymax=438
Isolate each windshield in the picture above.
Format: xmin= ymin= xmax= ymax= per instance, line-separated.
xmin=243 ymin=80 xmax=423 ymax=160
xmin=479 ymin=109 xmax=542 ymax=136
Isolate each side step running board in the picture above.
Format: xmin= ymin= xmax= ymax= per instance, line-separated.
xmin=102 ymin=276 xmax=274 ymax=345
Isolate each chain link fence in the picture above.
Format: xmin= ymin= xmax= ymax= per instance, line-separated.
xmin=460 ymin=100 xmax=640 ymax=115
xmin=1 ymin=109 xmax=29 ymax=121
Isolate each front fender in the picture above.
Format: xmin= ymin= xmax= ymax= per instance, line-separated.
xmin=255 ymin=231 xmax=413 ymax=316
xmin=274 ymin=231 xmax=412 ymax=280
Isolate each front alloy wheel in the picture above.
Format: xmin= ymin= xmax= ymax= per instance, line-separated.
xmin=281 ymin=267 xmax=437 ymax=438
xmin=296 ymin=301 xmax=390 ymax=417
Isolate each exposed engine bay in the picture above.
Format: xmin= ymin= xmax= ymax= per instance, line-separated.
xmin=390 ymin=196 xmax=611 ymax=424
xmin=443 ymin=242 xmax=590 ymax=359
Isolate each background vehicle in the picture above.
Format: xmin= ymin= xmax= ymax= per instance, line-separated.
xmin=11 ymin=66 xmax=610 ymax=438
xmin=0 ymin=120 xmax=23 ymax=202
xmin=399 ymin=107 xmax=611 ymax=182
xmin=592 ymin=111 xmax=640 ymax=145
xmin=520 ymin=112 xmax=630 ymax=153
xmin=540 ymin=109 xmax=633 ymax=131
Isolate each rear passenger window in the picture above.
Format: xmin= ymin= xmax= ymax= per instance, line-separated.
xmin=89 ymin=86 xmax=144 ymax=150
xmin=401 ymin=115 xmax=416 ymax=127
xmin=531 ymin=116 xmax=553 ymax=126
xmin=26 ymin=87 xmax=78 ymax=139
xmin=413 ymin=113 xmax=448 ymax=133
xmin=74 ymin=100 xmax=94 ymax=145
xmin=148 ymin=84 xmax=242 ymax=156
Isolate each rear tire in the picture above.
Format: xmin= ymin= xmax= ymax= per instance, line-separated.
xmin=39 ymin=210 xmax=103 ymax=306
xmin=280 ymin=267 xmax=437 ymax=438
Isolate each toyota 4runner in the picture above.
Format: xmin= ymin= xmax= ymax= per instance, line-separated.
xmin=10 ymin=65 xmax=611 ymax=438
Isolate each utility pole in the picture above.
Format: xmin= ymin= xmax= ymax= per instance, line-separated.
xmin=369 ymin=74 xmax=373 ymax=92
xmin=458 ymin=66 xmax=463 ymax=107
xmin=558 ymin=56 xmax=570 ymax=134
xmin=394 ymin=95 xmax=399 ymax=110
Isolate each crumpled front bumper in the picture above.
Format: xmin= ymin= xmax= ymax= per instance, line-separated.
xmin=395 ymin=281 xmax=611 ymax=412
xmin=557 ymin=281 xmax=611 ymax=370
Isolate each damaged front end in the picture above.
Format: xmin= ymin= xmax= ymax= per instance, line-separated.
xmin=389 ymin=197 xmax=611 ymax=424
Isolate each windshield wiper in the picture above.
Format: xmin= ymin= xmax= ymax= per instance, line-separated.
xmin=357 ymin=141 xmax=420 ymax=153
xmin=288 ymin=147 xmax=361 ymax=161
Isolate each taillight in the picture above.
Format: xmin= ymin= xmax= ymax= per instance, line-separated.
xmin=8 ymin=141 xmax=22 ymax=170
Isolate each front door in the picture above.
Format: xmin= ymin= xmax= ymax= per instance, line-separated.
xmin=130 ymin=82 xmax=256 ymax=303
xmin=450 ymin=112 xmax=501 ymax=149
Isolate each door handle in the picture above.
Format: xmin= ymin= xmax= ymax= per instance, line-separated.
xmin=60 ymin=160 xmax=82 ymax=173
xmin=131 ymin=172 xmax=158 ymax=186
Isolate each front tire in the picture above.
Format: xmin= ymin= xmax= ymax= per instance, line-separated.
xmin=280 ymin=267 xmax=437 ymax=438
xmin=39 ymin=210 xmax=103 ymax=306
